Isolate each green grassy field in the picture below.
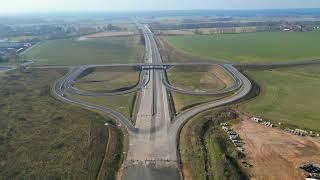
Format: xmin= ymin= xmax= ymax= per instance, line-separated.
xmin=242 ymin=64 xmax=320 ymax=130
xmin=0 ymin=69 xmax=123 ymax=179
xmin=165 ymin=32 xmax=320 ymax=64
xmin=172 ymin=92 xmax=226 ymax=114
xmin=25 ymin=36 xmax=143 ymax=65
xmin=179 ymin=112 xmax=207 ymax=180
xmin=168 ymin=65 xmax=234 ymax=114
xmin=167 ymin=65 xmax=234 ymax=92
xmin=205 ymin=124 xmax=247 ymax=180
xmin=75 ymin=69 xmax=140 ymax=92
xmin=72 ymin=93 xmax=136 ymax=121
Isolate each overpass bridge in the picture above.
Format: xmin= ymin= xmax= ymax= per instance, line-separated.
xmin=139 ymin=64 xmax=171 ymax=70
xmin=31 ymin=62 xmax=225 ymax=69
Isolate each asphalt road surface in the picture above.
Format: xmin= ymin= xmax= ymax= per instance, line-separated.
xmin=123 ymin=24 xmax=179 ymax=179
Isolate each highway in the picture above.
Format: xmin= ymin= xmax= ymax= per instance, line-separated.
xmin=51 ymin=23 xmax=252 ymax=180
xmin=123 ymin=24 xmax=178 ymax=179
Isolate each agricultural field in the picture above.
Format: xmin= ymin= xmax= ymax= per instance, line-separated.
xmin=242 ymin=64 xmax=320 ymax=130
xmin=78 ymin=31 xmax=135 ymax=40
xmin=158 ymin=29 xmax=195 ymax=35
xmin=0 ymin=69 xmax=123 ymax=179
xmin=159 ymin=27 xmax=257 ymax=35
xmin=75 ymin=68 xmax=140 ymax=93
xmin=25 ymin=36 xmax=144 ymax=65
xmin=164 ymin=32 xmax=320 ymax=64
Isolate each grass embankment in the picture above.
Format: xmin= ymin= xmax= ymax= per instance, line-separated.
xmin=165 ymin=32 xmax=320 ymax=64
xmin=242 ymin=64 xmax=320 ymax=130
xmin=0 ymin=69 xmax=123 ymax=179
xmin=75 ymin=68 xmax=140 ymax=93
xmin=169 ymin=65 xmax=233 ymax=114
xmin=72 ymin=93 xmax=137 ymax=121
xmin=172 ymin=92 xmax=225 ymax=114
xmin=180 ymin=109 xmax=248 ymax=180
xmin=25 ymin=36 xmax=144 ymax=65
xmin=167 ymin=65 xmax=234 ymax=92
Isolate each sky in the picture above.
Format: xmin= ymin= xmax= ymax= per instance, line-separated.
xmin=1 ymin=0 xmax=320 ymax=13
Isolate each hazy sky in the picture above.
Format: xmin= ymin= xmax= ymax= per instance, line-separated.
xmin=1 ymin=0 xmax=320 ymax=13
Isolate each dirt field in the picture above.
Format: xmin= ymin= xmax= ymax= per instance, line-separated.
xmin=159 ymin=29 xmax=195 ymax=35
xmin=78 ymin=31 xmax=136 ymax=40
xmin=234 ymin=117 xmax=320 ymax=180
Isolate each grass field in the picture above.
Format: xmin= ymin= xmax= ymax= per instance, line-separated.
xmin=167 ymin=65 xmax=234 ymax=92
xmin=179 ymin=112 xmax=207 ymax=180
xmin=75 ymin=69 xmax=140 ymax=93
xmin=169 ymin=65 xmax=233 ymax=114
xmin=242 ymin=64 xmax=320 ymax=130
xmin=165 ymin=32 xmax=320 ymax=64
xmin=25 ymin=36 xmax=143 ymax=65
xmin=72 ymin=93 xmax=137 ymax=121
xmin=172 ymin=92 xmax=225 ymax=114
xmin=179 ymin=109 xmax=247 ymax=180
xmin=0 ymin=69 xmax=123 ymax=179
